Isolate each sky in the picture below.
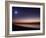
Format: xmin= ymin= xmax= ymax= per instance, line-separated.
xmin=12 ymin=7 xmax=40 ymax=19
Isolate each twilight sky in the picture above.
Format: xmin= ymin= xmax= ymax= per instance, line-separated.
xmin=12 ymin=7 xmax=40 ymax=19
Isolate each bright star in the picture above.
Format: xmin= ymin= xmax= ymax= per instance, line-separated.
xmin=14 ymin=11 xmax=18 ymax=14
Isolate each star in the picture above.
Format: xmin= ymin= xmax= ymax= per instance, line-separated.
xmin=14 ymin=11 xmax=18 ymax=14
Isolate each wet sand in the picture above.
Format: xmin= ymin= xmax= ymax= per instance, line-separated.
xmin=12 ymin=18 xmax=40 ymax=31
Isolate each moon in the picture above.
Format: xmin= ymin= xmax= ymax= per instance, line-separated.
xmin=14 ymin=11 xmax=18 ymax=14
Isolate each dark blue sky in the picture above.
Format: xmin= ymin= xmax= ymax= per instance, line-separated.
xmin=12 ymin=7 xmax=40 ymax=19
